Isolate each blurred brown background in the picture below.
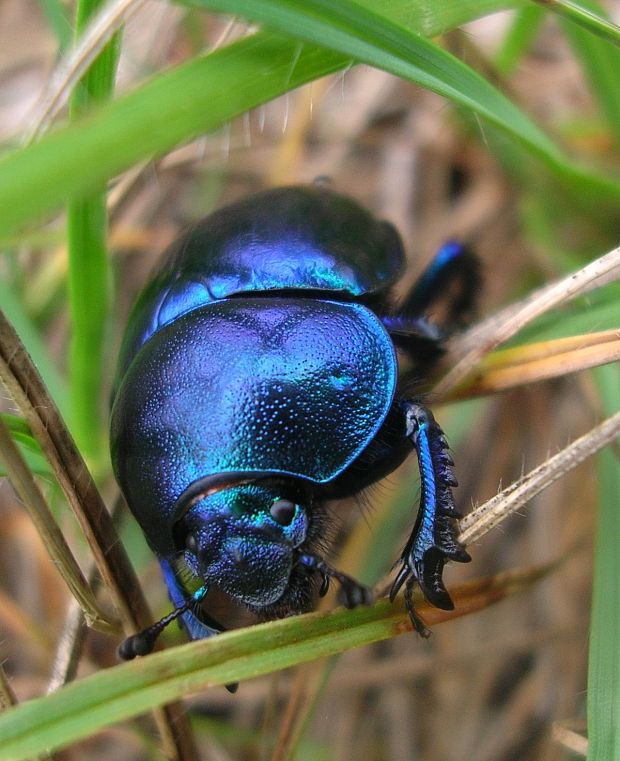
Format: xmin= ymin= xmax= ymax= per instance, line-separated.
xmin=0 ymin=2 xmax=608 ymax=759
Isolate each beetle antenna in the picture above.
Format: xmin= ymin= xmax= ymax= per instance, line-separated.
xmin=118 ymin=586 xmax=208 ymax=661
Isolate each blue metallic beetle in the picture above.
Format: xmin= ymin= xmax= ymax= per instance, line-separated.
xmin=111 ymin=185 xmax=477 ymax=659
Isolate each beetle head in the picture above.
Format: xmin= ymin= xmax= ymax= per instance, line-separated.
xmin=173 ymin=476 xmax=309 ymax=607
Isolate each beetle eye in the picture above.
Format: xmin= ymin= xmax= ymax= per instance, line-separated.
xmin=185 ymin=533 xmax=198 ymax=553
xmin=270 ymin=500 xmax=296 ymax=526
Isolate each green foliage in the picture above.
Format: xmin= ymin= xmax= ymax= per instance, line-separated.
xmin=0 ymin=1 xmax=619 ymax=758
xmin=589 ymin=364 xmax=620 ymax=761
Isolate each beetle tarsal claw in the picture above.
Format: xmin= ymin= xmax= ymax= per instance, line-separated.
xmin=388 ymin=562 xmax=432 ymax=638
xmin=404 ymin=576 xmax=431 ymax=638
xmin=390 ymin=548 xmax=459 ymax=635
xmin=318 ymin=572 xmax=331 ymax=597
xmin=298 ymin=554 xmax=372 ymax=609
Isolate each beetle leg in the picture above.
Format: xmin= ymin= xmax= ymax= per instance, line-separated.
xmin=159 ymin=558 xmax=225 ymax=642
xmin=404 ymin=575 xmax=431 ymax=638
xmin=380 ymin=314 xmax=446 ymax=364
xmin=298 ymin=554 xmax=372 ymax=608
xmin=159 ymin=560 xmax=239 ymax=693
xmin=389 ymin=401 xmax=470 ymax=619
xmin=398 ymin=240 xmax=480 ymax=326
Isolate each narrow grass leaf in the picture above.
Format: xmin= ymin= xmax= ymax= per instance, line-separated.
xmin=588 ymin=365 xmax=620 ymax=760
xmin=65 ymin=0 xmax=118 ymax=457
xmin=31 ymin=0 xmax=518 ymax=137
xmin=188 ymin=0 xmax=564 ymax=165
xmin=560 ymin=0 xmax=620 ymax=152
xmin=0 ymin=567 xmax=551 ymax=761
xmin=0 ymin=34 xmax=346 ymax=239
xmin=3 ymin=1 xmax=620 ymax=240
xmin=533 ymin=0 xmax=620 ymax=47
xmin=494 ymin=5 xmax=546 ymax=75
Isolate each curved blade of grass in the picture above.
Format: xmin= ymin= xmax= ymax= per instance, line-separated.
xmin=29 ymin=0 xmax=519 ymax=139
xmin=188 ymin=0 xmax=564 ymax=164
xmin=588 ymin=365 xmax=620 ymax=761
xmin=0 ymin=566 xmax=550 ymax=761
xmin=2 ymin=2 xmax=620 ymax=240
xmin=533 ymin=0 xmax=620 ymax=46
xmin=0 ymin=33 xmax=345 ymax=240
xmin=560 ymin=0 xmax=620 ymax=152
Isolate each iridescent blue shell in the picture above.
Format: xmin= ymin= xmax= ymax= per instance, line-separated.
xmin=110 ymin=186 xmax=403 ymax=557
xmin=115 ymin=185 xmax=404 ymax=380
xmin=111 ymin=298 xmax=396 ymax=555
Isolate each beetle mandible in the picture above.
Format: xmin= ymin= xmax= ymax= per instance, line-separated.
xmin=111 ymin=184 xmax=477 ymax=658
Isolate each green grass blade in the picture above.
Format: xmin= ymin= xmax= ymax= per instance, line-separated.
xmin=0 ymin=284 xmax=67 ymax=413
xmin=494 ymin=5 xmax=546 ymax=76
xmin=532 ymin=0 xmax=620 ymax=46
xmin=189 ymin=0 xmax=564 ymax=165
xmin=0 ymin=604 xmax=406 ymax=760
xmin=560 ymin=0 xmax=620 ymax=152
xmin=588 ymin=364 xmax=620 ymax=760
xmin=340 ymin=0 xmax=525 ymax=35
xmin=66 ymin=195 xmax=109 ymax=456
xmin=0 ymin=34 xmax=344 ymax=240
xmin=2 ymin=2 xmax=620 ymax=241
xmin=66 ymin=0 xmax=118 ymax=457
xmin=0 ymin=566 xmax=544 ymax=761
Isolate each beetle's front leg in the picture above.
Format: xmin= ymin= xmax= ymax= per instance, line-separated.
xmin=390 ymin=401 xmax=470 ymax=631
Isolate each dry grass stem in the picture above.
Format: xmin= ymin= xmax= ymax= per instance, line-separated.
xmin=551 ymin=721 xmax=588 ymax=757
xmin=450 ymin=329 xmax=620 ymax=397
xmin=0 ymin=310 xmax=198 ymax=761
xmin=0 ymin=416 xmax=115 ymax=632
xmin=0 ymin=664 xmax=17 ymax=712
xmin=458 ymin=410 xmax=620 ymax=546
xmin=435 ymin=244 xmax=620 ymax=396
xmin=25 ymin=0 xmax=148 ymax=141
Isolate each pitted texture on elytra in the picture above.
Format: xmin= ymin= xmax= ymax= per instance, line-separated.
xmin=115 ymin=186 xmax=404 ymax=382
xmin=111 ymin=297 xmax=396 ymax=549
